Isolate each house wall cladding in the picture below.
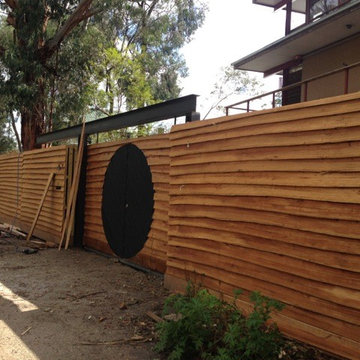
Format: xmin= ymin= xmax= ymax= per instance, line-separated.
xmin=83 ymin=134 xmax=170 ymax=273
xmin=0 ymin=145 xmax=74 ymax=243
xmin=165 ymin=92 xmax=360 ymax=360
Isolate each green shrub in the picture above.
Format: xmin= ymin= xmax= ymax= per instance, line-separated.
xmin=155 ymin=283 xmax=284 ymax=360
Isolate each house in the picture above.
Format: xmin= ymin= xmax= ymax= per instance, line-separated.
xmin=229 ymin=0 xmax=360 ymax=110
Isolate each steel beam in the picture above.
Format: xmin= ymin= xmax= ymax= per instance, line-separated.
xmin=37 ymin=95 xmax=198 ymax=144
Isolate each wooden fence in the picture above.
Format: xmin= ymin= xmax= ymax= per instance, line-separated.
xmin=165 ymin=92 xmax=360 ymax=360
xmin=83 ymin=135 xmax=170 ymax=273
xmin=0 ymin=145 xmax=75 ymax=243
xmin=1 ymin=92 xmax=360 ymax=359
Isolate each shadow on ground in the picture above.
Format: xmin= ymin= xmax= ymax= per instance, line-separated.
xmin=0 ymin=237 xmax=168 ymax=360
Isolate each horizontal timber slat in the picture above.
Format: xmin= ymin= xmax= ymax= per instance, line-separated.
xmin=167 ymin=93 xmax=360 ymax=360
xmin=169 ymin=184 xmax=360 ymax=204
xmin=169 ymin=204 xmax=360 ymax=240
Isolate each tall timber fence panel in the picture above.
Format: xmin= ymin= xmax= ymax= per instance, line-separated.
xmin=0 ymin=145 xmax=75 ymax=243
xmin=165 ymin=92 xmax=360 ymax=360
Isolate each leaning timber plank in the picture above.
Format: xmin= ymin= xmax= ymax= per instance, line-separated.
xmin=21 ymin=180 xmax=64 ymax=189
xmin=18 ymin=221 xmax=62 ymax=244
xmin=21 ymin=193 xmax=64 ymax=204
xmin=22 ymin=191 xmax=64 ymax=201
xmin=168 ymin=216 xmax=360 ymax=255
xmin=169 ymin=195 xmax=360 ymax=221
xmin=60 ymin=121 xmax=86 ymax=250
xmin=168 ymin=204 xmax=360 ymax=240
xmin=26 ymin=172 xmax=55 ymax=243
xmin=170 ymin=112 xmax=360 ymax=146
xmin=22 ymin=172 xmax=65 ymax=179
xmin=169 ymin=184 xmax=360 ymax=204
xmin=167 ymin=239 xmax=360 ymax=291
xmin=22 ymin=222 xmax=61 ymax=237
xmin=170 ymin=126 xmax=360 ymax=157
xmin=170 ymin=141 xmax=360 ymax=166
xmin=20 ymin=210 xmax=64 ymax=225
xmin=169 ymin=225 xmax=360 ymax=272
xmin=21 ymin=183 xmax=64 ymax=193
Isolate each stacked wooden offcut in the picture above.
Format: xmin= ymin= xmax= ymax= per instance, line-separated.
xmin=83 ymin=134 xmax=170 ymax=272
xmin=165 ymin=92 xmax=360 ymax=360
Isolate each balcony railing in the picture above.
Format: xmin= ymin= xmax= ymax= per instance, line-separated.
xmin=225 ymin=60 xmax=360 ymax=115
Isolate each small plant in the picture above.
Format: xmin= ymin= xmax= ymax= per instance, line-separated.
xmin=155 ymin=283 xmax=284 ymax=360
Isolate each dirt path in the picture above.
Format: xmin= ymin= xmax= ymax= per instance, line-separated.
xmin=0 ymin=236 xmax=168 ymax=360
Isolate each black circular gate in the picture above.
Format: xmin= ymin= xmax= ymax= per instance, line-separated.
xmin=101 ymin=144 xmax=154 ymax=258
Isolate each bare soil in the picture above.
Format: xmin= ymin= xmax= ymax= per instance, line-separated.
xmin=0 ymin=235 xmax=168 ymax=360
xmin=0 ymin=234 xmax=344 ymax=360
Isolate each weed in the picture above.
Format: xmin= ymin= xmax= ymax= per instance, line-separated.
xmin=155 ymin=283 xmax=284 ymax=360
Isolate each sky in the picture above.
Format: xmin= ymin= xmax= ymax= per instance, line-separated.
xmin=179 ymin=0 xmax=288 ymax=118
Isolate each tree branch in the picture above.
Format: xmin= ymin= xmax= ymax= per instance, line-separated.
xmin=92 ymin=106 xmax=111 ymax=117
xmin=4 ymin=0 xmax=17 ymax=10
xmin=9 ymin=111 xmax=22 ymax=152
xmin=41 ymin=0 xmax=96 ymax=60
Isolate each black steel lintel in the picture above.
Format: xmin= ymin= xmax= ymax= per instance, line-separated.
xmin=37 ymin=94 xmax=198 ymax=144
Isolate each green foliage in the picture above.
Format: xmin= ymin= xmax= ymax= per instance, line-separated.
xmin=204 ymin=66 xmax=263 ymax=119
xmin=0 ymin=0 xmax=207 ymax=147
xmin=155 ymin=283 xmax=284 ymax=360
xmin=0 ymin=108 xmax=16 ymax=154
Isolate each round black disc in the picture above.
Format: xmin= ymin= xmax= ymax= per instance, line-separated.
xmin=101 ymin=144 xmax=154 ymax=258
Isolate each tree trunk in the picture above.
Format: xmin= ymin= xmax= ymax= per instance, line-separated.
xmin=20 ymin=75 xmax=46 ymax=151
xmin=21 ymin=101 xmax=45 ymax=151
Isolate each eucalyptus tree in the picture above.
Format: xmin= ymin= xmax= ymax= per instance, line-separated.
xmin=0 ymin=0 xmax=206 ymax=150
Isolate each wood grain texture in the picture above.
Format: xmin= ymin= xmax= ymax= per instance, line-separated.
xmin=0 ymin=146 xmax=74 ymax=244
xmin=83 ymin=135 xmax=170 ymax=272
xmin=167 ymin=93 xmax=360 ymax=360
